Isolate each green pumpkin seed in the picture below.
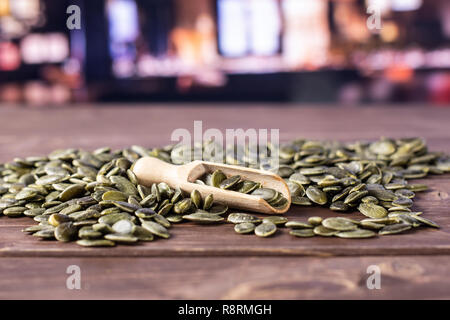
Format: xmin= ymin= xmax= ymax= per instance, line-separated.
xmin=132 ymin=225 xmax=154 ymax=241
xmin=313 ymin=225 xmax=339 ymax=236
xmin=379 ymin=223 xmax=412 ymax=235
xmin=92 ymin=223 xmax=113 ymax=234
xmin=166 ymin=214 xmax=184 ymax=223
xmin=112 ymin=219 xmax=134 ymax=234
xmin=76 ymin=239 xmax=115 ymax=247
xmin=78 ymin=226 xmax=103 ymax=239
xmin=141 ymin=221 xmax=170 ymax=239
xmin=135 ymin=208 xmax=156 ymax=219
xmin=219 ymin=175 xmax=241 ymax=190
xmin=305 ymin=186 xmax=327 ymax=205
xmin=285 ymin=221 xmax=313 ymax=229
xmin=254 ymin=221 xmax=276 ymax=237
xmin=111 ymin=200 xmax=140 ymax=213
xmin=102 ymin=190 xmax=128 ymax=202
xmin=203 ymin=194 xmax=214 ymax=210
xmin=251 ymin=188 xmax=277 ymax=202
xmin=291 ymin=196 xmax=312 ymax=205
xmin=183 ymin=212 xmax=224 ymax=223
xmin=110 ymin=176 xmax=138 ymax=196
xmin=190 ymin=189 xmax=202 ymax=208
xmin=236 ymin=181 xmax=259 ymax=194
xmin=154 ymin=214 xmax=171 ymax=228
xmin=290 ymin=228 xmax=315 ymax=237
xmin=413 ymin=215 xmax=439 ymax=228
xmin=59 ymin=184 xmax=85 ymax=202
xmin=208 ymin=204 xmax=228 ymax=215
xmin=234 ymin=222 xmax=255 ymax=234
xmin=322 ymin=217 xmax=358 ymax=231
xmin=360 ymin=221 xmax=385 ymax=230
xmin=55 ymin=222 xmax=78 ymax=242
xmin=104 ymin=233 xmax=138 ymax=243
xmin=98 ymin=212 xmax=133 ymax=225
xmin=336 ymin=229 xmax=376 ymax=239
xmin=227 ymin=213 xmax=261 ymax=224
xmin=307 ymin=216 xmax=323 ymax=226
xmin=48 ymin=213 xmax=72 ymax=226
xmin=3 ymin=206 xmax=26 ymax=217
xmin=173 ymin=198 xmax=192 ymax=214
xmin=358 ymin=203 xmax=388 ymax=219
xmin=329 ymin=201 xmax=349 ymax=212
xmin=262 ymin=216 xmax=288 ymax=226
xmin=33 ymin=228 xmax=55 ymax=239
xmin=211 ymin=170 xmax=227 ymax=187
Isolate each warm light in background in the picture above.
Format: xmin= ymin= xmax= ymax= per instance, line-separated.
xmin=21 ymin=33 xmax=69 ymax=64
xmin=0 ymin=0 xmax=10 ymax=17
xmin=10 ymin=0 xmax=40 ymax=21
xmin=218 ymin=0 xmax=281 ymax=57
xmin=0 ymin=41 xmax=20 ymax=70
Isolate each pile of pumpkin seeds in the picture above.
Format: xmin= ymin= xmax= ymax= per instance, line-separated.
xmin=0 ymin=137 xmax=448 ymax=246
xmin=195 ymin=169 xmax=289 ymax=209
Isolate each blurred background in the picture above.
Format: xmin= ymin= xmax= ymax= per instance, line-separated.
xmin=0 ymin=0 xmax=449 ymax=106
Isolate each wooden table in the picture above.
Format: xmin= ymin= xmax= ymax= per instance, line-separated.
xmin=0 ymin=104 xmax=449 ymax=299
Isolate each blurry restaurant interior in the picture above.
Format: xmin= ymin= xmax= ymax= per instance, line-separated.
xmin=0 ymin=0 xmax=449 ymax=106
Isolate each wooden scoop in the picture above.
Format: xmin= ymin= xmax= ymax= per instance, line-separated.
xmin=133 ymin=157 xmax=291 ymax=214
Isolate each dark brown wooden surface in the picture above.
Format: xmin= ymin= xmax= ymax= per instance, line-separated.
xmin=0 ymin=104 xmax=449 ymax=299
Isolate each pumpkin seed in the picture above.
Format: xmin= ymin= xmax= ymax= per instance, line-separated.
xmin=413 ymin=215 xmax=439 ymax=228
xmin=336 ymin=229 xmax=376 ymax=239
xmin=112 ymin=219 xmax=134 ymax=234
xmin=55 ymin=222 xmax=78 ymax=242
xmin=234 ymin=222 xmax=255 ymax=234
xmin=141 ymin=220 xmax=170 ymax=238
xmin=132 ymin=225 xmax=154 ymax=241
xmin=379 ymin=223 xmax=412 ymax=235
xmin=307 ymin=216 xmax=323 ymax=226
xmin=1 ymin=137 xmax=447 ymax=247
xmin=104 ymin=233 xmax=138 ymax=243
xmin=219 ymin=175 xmax=241 ymax=190
xmin=102 ymin=190 xmax=128 ymax=202
xmin=76 ymin=239 xmax=115 ymax=247
xmin=322 ymin=217 xmax=358 ymax=231
xmin=48 ymin=213 xmax=72 ymax=227
xmin=358 ymin=203 xmax=388 ymax=219
xmin=191 ymin=189 xmax=202 ymax=208
xmin=313 ymin=225 xmax=339 ymax=236
xmin=227 ymin=213 xmax=261 ymax=224
xmin=59 ymin=184 xmax=85 ymax=202
xmin=285 ymin=221 xmax=313 ymax=229
xmin=183 ymin=212 xmax=224 ymax=223
xmin=305 ymin=186 xmax=327 ymax=205
xmin=254 ymin=221 xmax=277 ymax=237
xmin=290 ymin=228 xmax=315 ymax=237
xmin=263 ymin=216 xmax=288 ymax=226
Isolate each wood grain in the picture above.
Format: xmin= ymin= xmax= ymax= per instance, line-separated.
xmin=0 ymin=104 xmax=449 ymax=299
xmin=0 ymin=256 xmax=449 ymax=299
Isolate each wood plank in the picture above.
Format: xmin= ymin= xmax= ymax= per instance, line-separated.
xmin=1 ymin=176 xmax=449 ymax=257
xmin=0 ymin=255 xmax=449 ymax=299
xmin=0 ymin=105 xmax=449 ymax=162
xmin=0 ymin=105 xmax=449 ymax=258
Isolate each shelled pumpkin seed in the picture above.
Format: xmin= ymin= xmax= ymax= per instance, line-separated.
xmin=0 ymin=137 xmax=447 ymax=246
xmin=196 ymin=170 xmax=289 ymax=210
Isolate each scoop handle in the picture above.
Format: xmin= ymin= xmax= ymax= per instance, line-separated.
xmin=133 ymin=157 xmax=180 ymax=187
xmin=132 ymin=157 xmax=203 ymax=188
